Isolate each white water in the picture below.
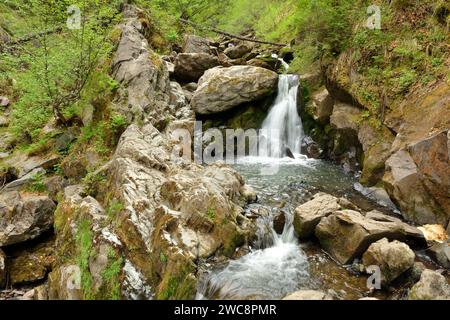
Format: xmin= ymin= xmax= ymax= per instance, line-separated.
xmin=197 ymin=75 xmax=313 ymax=300
xmin=197 ymin=217 xmax=310 ymax=300
xmin=260 ymin=74 xmax=304 ymax=158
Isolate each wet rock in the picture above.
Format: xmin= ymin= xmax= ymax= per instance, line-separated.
xmin=408 ymin=269 xmax=450 ymax=300
xmin=0 ymin=249 xmax=6 ymax=288
xmin=224 ymin=43 xmax=253 ymax=59
xmin=173 ymin=53 xmax=220 ymax=82
xmin=192 ymin=66 xmax=278 ymax=115
xmin=182 ymin=34 xmax=212 ymax=54
xmin=0 ymin=191 xmax=56 ymax=246
xmin=301 ymin=136 xmax=323 ymax=159
xmin=427 ymin=242 xmax=450 ymax=269
xmin=353 ymin=183 xmax=398 ymax=211
xmin=293 ymin=193 xmax=356 ymax=239
xmin=315 ymin=209 xmax=426 ymax=264
xmin=310 ymin=88 xmax=334 ymax=124
xmin=282 ymin=290 xmax=333 ymax=300
xmin=362 ymin=238 xmax=415 ymax=286
xmin=406 ymin=262 xmax=426 ymax=283
xmin=273 ymin=212 xmax=286 ymax=234
xmin=383 ymin=147 xmax=448 ymax=226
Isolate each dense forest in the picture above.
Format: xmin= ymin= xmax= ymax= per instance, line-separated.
xmin=0 ymin=0 xmax=449 ymax=302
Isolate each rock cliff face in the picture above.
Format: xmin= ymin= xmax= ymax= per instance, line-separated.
xmin=45 ymin=5 xmax=258 ymax=300
xmin=302 ymin=54 xmax=450 ymax=229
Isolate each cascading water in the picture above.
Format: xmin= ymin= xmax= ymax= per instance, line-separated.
xmin=196 ymin=73 xmax=313 ymax=300
xmin=260 ymin=74 xmax=304 ymax=158
xmin=196 ymin=211 xmax=311 ymax=300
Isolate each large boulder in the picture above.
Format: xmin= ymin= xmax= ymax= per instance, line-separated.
xmin=173 ymin=53 xmax=220 ymax=83
xmin=383 ymin=142 xmax=449 ymax=226
xmin=224 ymin=43 xmax=253 ymax=59
xmin=112 ymin=5 xmax=172 ymax=125
xmin=293 ymin=193 xmax=356 ymax=239
xmin=408 ymin=270 xmax=450 ymax=300
xmin=315 ymin=209 xmax=425 ymax=264
xmin=182 ymin=34 xmax=213 ymax=54
xmin=362 ymin=238 xmax=415 ymax=286
xmin=282 ymin=290 xmax=333 ymax=300
xmin=309 ymin=88 xmax=334 ymax=124
xmin=0 ymin=191 xmax=56 ymax=246
xmin=49 ymin=122 xmax=256 ymax=300
xmin=427 ymin=242 xmax=450 ymax=269
xmin=191 ymin=66 xmax=278 ymax=115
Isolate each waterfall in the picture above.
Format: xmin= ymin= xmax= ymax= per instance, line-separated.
xmin=260 ymin=74 xmax=304 ymax=158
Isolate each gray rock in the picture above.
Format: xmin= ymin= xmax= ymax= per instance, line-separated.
xmin=310 ymin=88 xmax=334 ymax=124
xmin=182 ymin=34 xmax=212 ymax=54
xmin=315 ymin=209 xmax=425 ymax=264
xmin=4 ymin=153 xmax=59 ymax=178
xmin=408 ymin=269 xmax=450 ymax=300
xmin=293 ymin=193 xmax=355 ymax=239
xmin=428 ymin=242 xmax=450 ymax=269
xmin=112 ymin=12 xmax=171 ymax=124
xmin=2 ymin=167 xmax=46 ymax=192
xmin=0 ymin=191 xmax=56 ymax=246
xmin=173 ymin=53 xmax=220 ymax=82
xmin=192 ymin=66 xmax=278 ymax=115
xmin=224 ymin=43 xmax=253 ymax=59
xmin=362 ymin=238 xmax=415 ymax=286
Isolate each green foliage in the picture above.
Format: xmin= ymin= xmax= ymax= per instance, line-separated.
xmin=75 ymin=218 xmax=94 ymax=300
xmin=82 ymin=170 xmax=106 ymax=196
xmin=106 ymin=200 xmax=124 ymax=219
xmin=101 ymin=248 xmax=123 ymax=300
xmin=206 ymin=208 xmax=216 ymax=220
xmin=27 ymin=171 xmax=47 ymax=193
xmin=159 ymin=252 xmax=167 ymax=264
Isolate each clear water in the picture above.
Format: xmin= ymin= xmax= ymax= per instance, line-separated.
xmin=197 ymin=157 xmax=361 ymax=300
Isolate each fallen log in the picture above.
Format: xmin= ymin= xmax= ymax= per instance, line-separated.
xmin=179 ymin=18 xmax=288 ymax=47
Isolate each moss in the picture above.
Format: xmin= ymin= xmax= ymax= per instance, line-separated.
xmin=156 ymin=257 xmax=196 ymax=300
xmin=221 ymin=224 xmax=245 ymax=258
xmin=100 ymin=249 xmax=124 ymax=300
xmin=75 ymin=218 xmax=95 ymax=300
